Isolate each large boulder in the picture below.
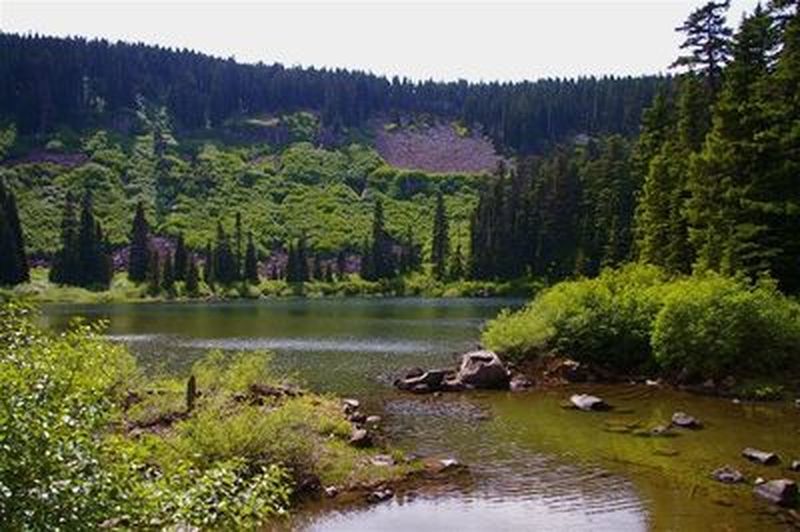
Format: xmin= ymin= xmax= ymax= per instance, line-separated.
xmin=754 ymin=479 xmax=797 ymax=506
xmin=456 ymin=350 xmax=510 ymax=390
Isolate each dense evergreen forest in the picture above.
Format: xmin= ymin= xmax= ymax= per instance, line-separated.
xmin=0 ymin=0 xmax=798 ymax=297
xmin=0 ymin=32 xmax=665 ymax=153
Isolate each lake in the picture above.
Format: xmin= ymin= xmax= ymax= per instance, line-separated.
xmin=40 ymin=298 xmax=800 ymax=531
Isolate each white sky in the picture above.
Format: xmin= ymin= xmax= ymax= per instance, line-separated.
xmin=0 ymin=0 xmax=760 ymax=82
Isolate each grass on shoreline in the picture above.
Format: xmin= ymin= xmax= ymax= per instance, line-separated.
xmin=1 ymin=268 xmax=540 ymax=303
xmin=0 ymin=302 xmax=418 ymax=529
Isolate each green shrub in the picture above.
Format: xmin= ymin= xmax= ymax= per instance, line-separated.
xmin=483 ymin=265 xmax=800 ymax=380
xmin=0 ymin=303 xmax=138 ymax=529
xmin=484 ymin=264 xmax=668 ymax=369
xmin=652 ymin=276 xmax=800 ymax=379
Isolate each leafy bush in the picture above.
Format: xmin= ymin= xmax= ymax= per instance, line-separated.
xmin=483 ymin=265 xmax=800 ymax=380
xmin=652 ymin=276 xmax=800 ymax=379
xmin=0 ymin=303 xmax=137 ymax=529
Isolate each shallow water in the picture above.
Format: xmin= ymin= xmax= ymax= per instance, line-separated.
xmin=40 ymin=299 xmax=800 ymax=531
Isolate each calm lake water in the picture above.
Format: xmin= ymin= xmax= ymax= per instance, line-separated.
xmin=40 ymin=299 xmax=800 ymax=531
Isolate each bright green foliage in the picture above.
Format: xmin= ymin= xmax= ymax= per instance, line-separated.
xmin=652 ymin=275 xmax=800 ymax=379
xmin=483 ymin=264 xmax=800 ymax=379
xmin=0 ymin=303 xmax=137 ymax=529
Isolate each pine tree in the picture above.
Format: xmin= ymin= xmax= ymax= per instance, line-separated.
xmin=174 ymin=232 xmax=187 ymax=282
xmin=75 ymin=192 xmax=111 ymax=289
xmin=185 ymin=256 xmax=200 ymax=296
xmin=671 ymin=0 xmax=734 ymax=92
xmin=234 ymin=211 xmax=243 ymax=281
xmin=244 ymin=232 xmax=259 ymax=284
xmin=213 ymin=221 xmax=237 ymax=285
xmin=368 ymin=198 xmax=394 ymax=280
xmin=128 ymin=201 xmax=150 ymax=283
xmin=161 ymin=252 xmax=175 ymax=296
xmin=286 ymin=236 xmax=309 ymax=283
xmin=431 ymin=191 xmax=450 ymax=280
xmin=203 ymin=241 xmax=214 ymax=287
xmin=449 ymin=242 xmax=465 ymax=280
xmin=0 ymin=179 xmax=29 ymax=285
xmin=50 ymin=192 xmax=79 ymax=285
xmin=147 ymin=252 xmax=161 ymax=296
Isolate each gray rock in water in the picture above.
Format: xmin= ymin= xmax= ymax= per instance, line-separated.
xmin=671 ymin=412 xmax=702 ymax=429
xmin=457 ymin=350 xmax=510 ymax=389
xmin=395 ymin=368 xmax=451 ymax=393
xmin=367 ymin=487 xmax=394 ymax=504
xmin=510 ymin=374 xmax=534 ymax=392
xmin=712 ymin=465 xmax=745 ymax=484
xmin=349 ymin=428 xmax=372 ymax=448
xmin=742 ymin=447 xmax=780 ymax=465
xmin=570 ymin=393 xmax=609 ymax=411
xmin=754 ymin=479 xmax=798 ymax=507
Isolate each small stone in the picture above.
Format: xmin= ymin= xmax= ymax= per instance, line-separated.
xmin=439 ymin=458 xmax=461 ymax=470
xmin=790 ymin=460 xmax=800 ymax=472
xmin=742 ymin=447 xmax=780 ymax=465
xmin=342 ymin=398 xmax=360 ymax=413
xmin=349 ymin=428 xmax=372 ymax=448
xmin=754 ymin=479 xmax=798 ymax=507
xmin=367 ymin=487 xmax=394 ymax=504
xmin=370 ymin=454 xmax=395 ymax=467
xmin=732 ymin=398 xmax=741 ymax=404
xmin=712 ymin=465 xmax=745 ymax=484
xmin=671 ymin=412 xmax=702 ymax=429
xmin=509 ymin=374 xmax=533 ymax=392
xmin=324 ymin=486 xmax=339 ymax=498
xmin=348 ymin=412 xmax=366 ymax=424
xmin=795 ymin=398 xmax=800 ymax=409
xmin=755 ymin=477 xmax=766 ymax=485
xmin=570 ymin=394 xmax=609 ymax=411
xmin=366 ymin=415 xmax=382 ymax=426
xmin=645 ymin=379 xmax=661 ymax=387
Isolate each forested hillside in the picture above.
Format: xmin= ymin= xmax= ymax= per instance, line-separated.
xmin=0 ymin=33 xmax=665 ymax=154
xmin=1 ymin=0 xmax=798 ymax=298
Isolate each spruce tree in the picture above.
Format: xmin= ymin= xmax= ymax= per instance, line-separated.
xmin=161 ymin=252 xmax=175 ymax=296
xmin=213 ymin=221 xmax=237 ymax=285
xmin=203 ymin=241 xmax=214 ymax=287
xmin=244 ymin=232 xmax=259 ymax=284
xmin=449 ymin=242 xmax=465 ymax=280
xmin=128 ymin=201 xmax=150 ymax=283
xmin=368 ymin=199 xmax=394 ymax=280
xmin=147 ymin=252 xmax=161 ymax=296
xmin=234 ymin=211 xmax=243 ymax=281
xmin=671 ymin=0 xmax=734 ymax=91
xmin=174 ymin=232 xmax=187 ymax=282
xmin=431 ymin=191 xmax=449 ymax=280
xmin=185 ymin=256 xmax=200 ymax=296
xmin=50 ymin=193 xmax=80 ymax=285
xmin=0 ymin=180 xmax=29 ymax=285
xmin=75 ymin=192 xmax=111 ymax=288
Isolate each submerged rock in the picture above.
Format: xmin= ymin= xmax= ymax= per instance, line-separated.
xmin=671 ymin=412 xmax=702 ymax=429
xmin=754 ymin=479 xmax=798 ymax=507
xmin=456 ymin=350 xmax=510 ymax=389
xmin=394 ymin=368 xmax=451 ymax=393
xmin=712 ymin=466 xmax=745 ymax=484
xmin=349 ymin=428 xmax=372 ymax=448
xmin=743 ymin=447 xmax=780 ymax=465
xmin=570 ymin=393 xmax=609 ymax=412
